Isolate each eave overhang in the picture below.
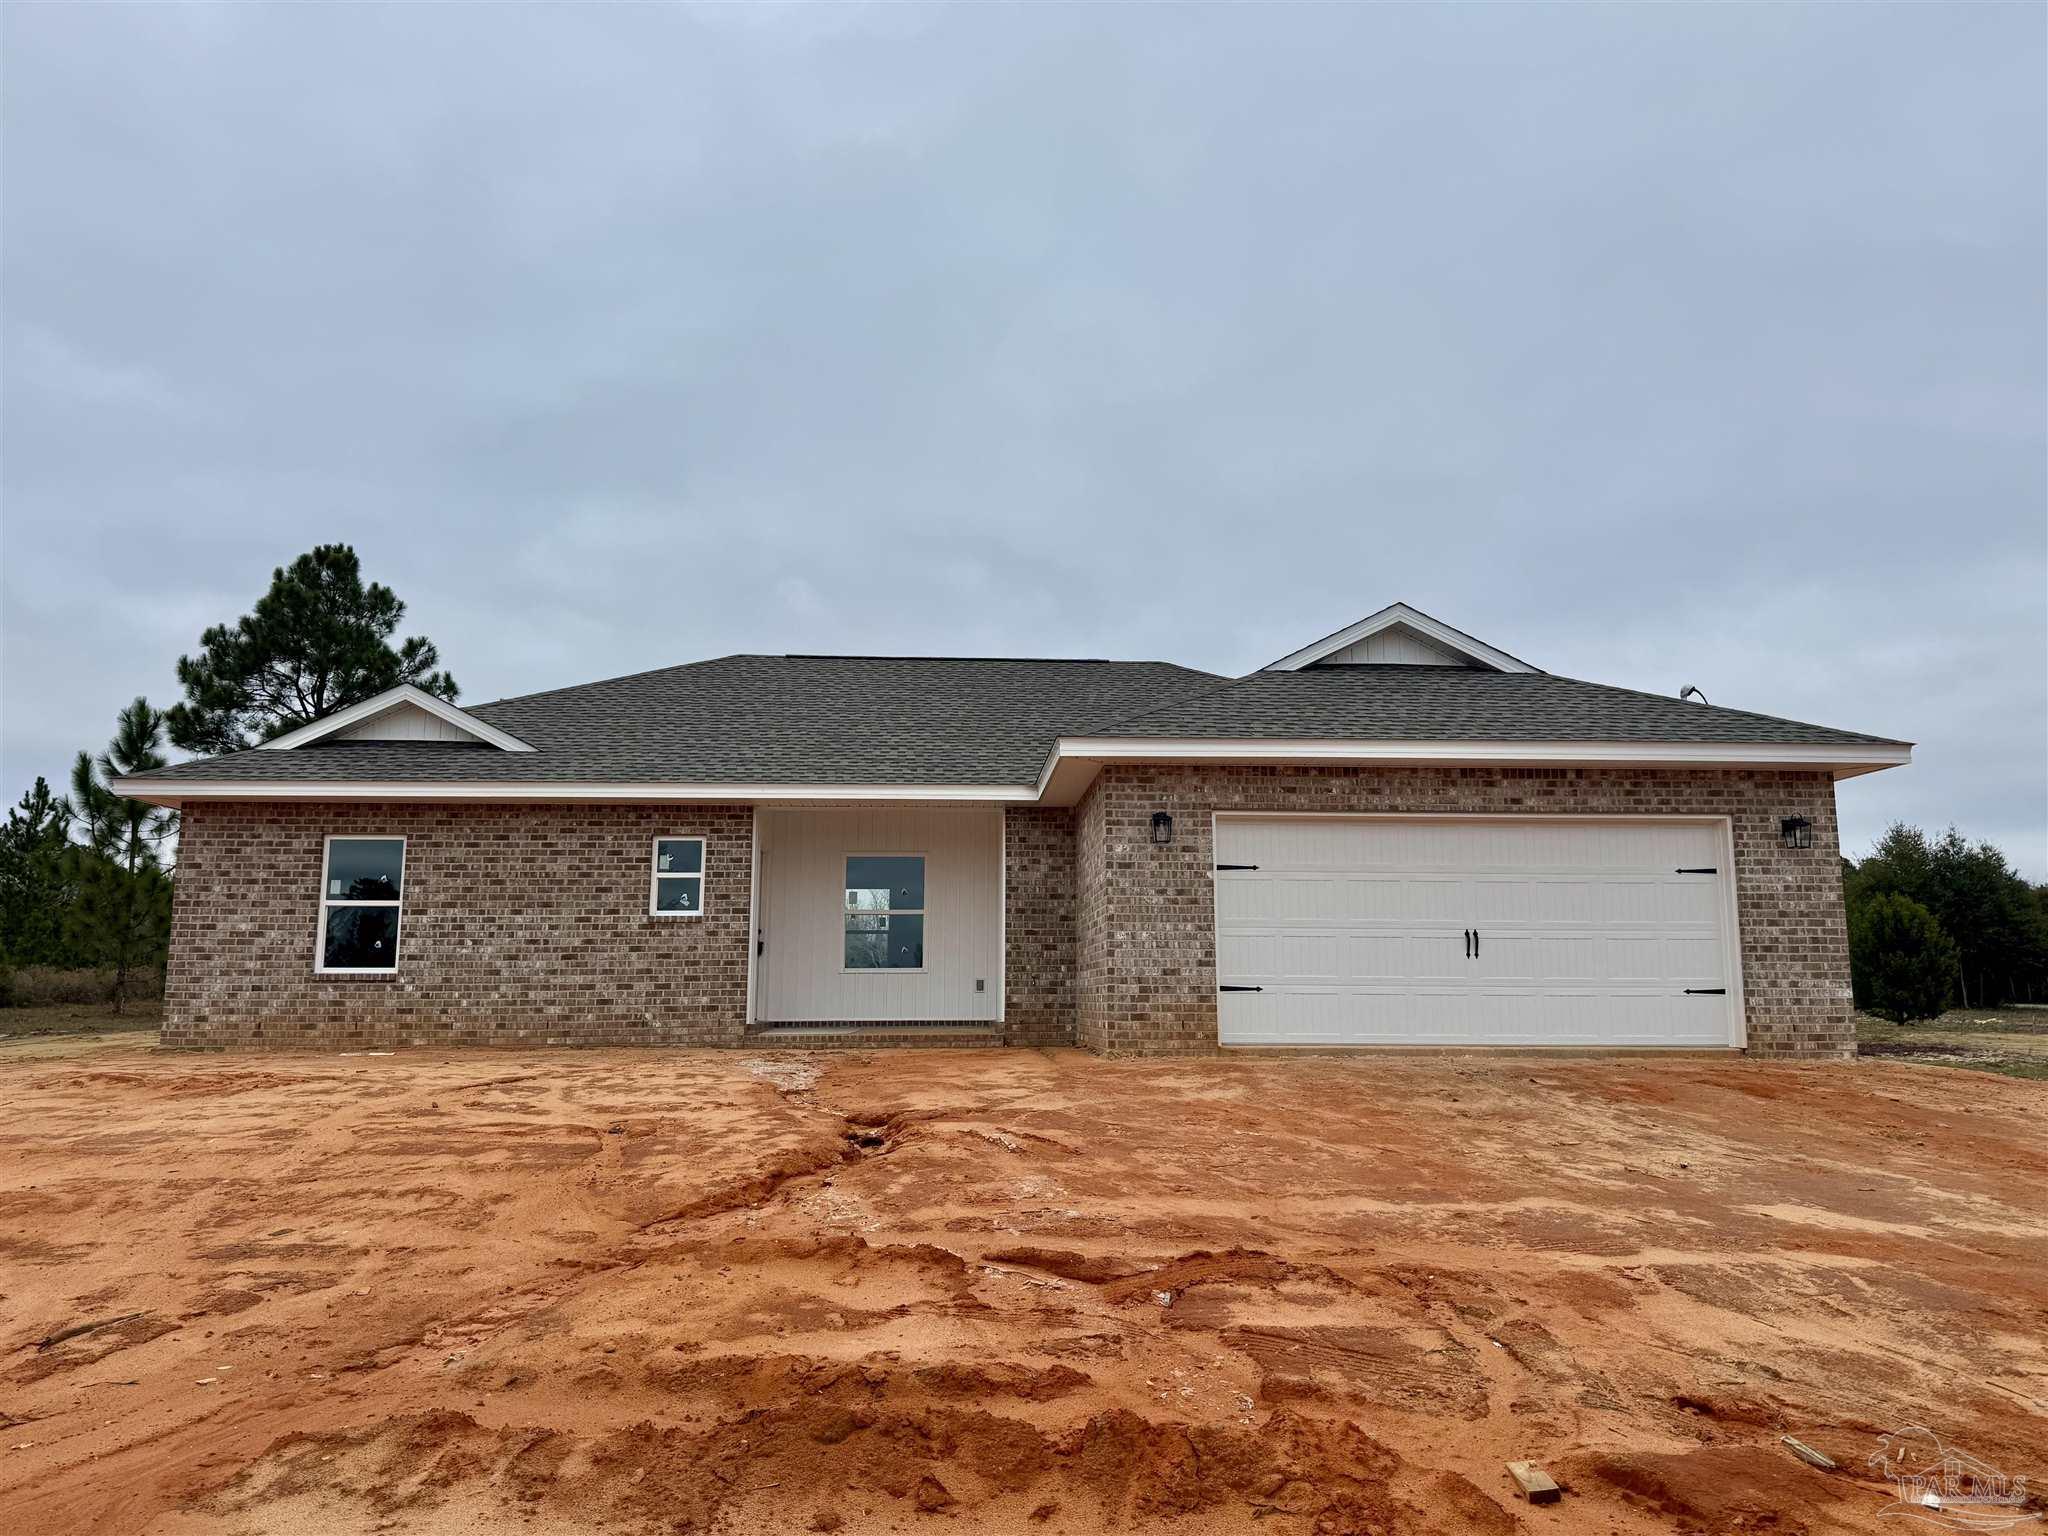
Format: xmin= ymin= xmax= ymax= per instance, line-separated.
xmin=112 ymin=737 xmax=1911 ymax=809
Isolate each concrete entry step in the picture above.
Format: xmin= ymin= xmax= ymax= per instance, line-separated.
xmin=749 ymin=1025 xmax=1004 ymax=1050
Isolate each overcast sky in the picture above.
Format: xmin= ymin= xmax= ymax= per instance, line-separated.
xmin=3 ymin=5 xmax=2042 ymax=873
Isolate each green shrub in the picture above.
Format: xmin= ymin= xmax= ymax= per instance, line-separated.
xmin=1850 ymin=893 xmax=1961 ymax=1023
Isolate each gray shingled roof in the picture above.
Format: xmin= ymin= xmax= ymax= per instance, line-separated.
xmin=141 ymin=655 xmax=1224 ymax=785
xmin=139 ymin=652 xmax=1905 ymax=788
xmin=1085 ymin=665 xmax=1907 ymax=747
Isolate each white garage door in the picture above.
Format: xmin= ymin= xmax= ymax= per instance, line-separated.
xmin=1214 ymin=817 xmax=1739 ymax=1048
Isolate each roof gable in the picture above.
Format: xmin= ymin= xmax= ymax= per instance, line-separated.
xmin=1263 ymin=602 xmax=1538 ymax=673
xmin=260 ymin=685 xmax=536 ymax=753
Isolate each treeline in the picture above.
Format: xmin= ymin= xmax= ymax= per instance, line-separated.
xmin=0 ymin=703 xmax=178 ymax=1009
xmin=1846 ymin=824 xmax=2048 ymax=1022
xmin=0 ymin=545 xmax=455 ymax=1009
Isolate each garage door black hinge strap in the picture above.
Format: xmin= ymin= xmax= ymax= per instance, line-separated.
xmin=1215 ymin=863 xmax=1259 ymax=871
xmin=1219 ymin=984 xmax=1264 ymax=992
xmin=1683 ymin=988 xmax=1727 ymax=995
xmin=1675 ymin=867 xmax=1718 ymax=874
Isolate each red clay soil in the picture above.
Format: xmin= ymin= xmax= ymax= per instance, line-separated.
xmin=2 ymin=1040 xmax=2044 ymax=1535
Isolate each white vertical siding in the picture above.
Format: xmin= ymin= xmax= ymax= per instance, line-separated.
xmin=757 ymin=807 xmax=1002 ymax=1022
xmin=333 ymin=702 xmax=484 ymax=743
xmin=1319 ymin=629 xmax=1470 ymax=666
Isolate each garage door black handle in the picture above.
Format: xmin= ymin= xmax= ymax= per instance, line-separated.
xmin=1215 ymin=863 xmax=1259 ymax=871
xmin=1464 ymin=928 xmax=1472 ymax=959
xmin=1676 ymin=867 xmax=1718 ymax=875
xmin=1473 ymin=929 xmax=1480 ymax=957
xmin=1219 ymin=984 xmax=1263 ymax=992
xmin=1683 ymin=988 xmax=1726 ymax=995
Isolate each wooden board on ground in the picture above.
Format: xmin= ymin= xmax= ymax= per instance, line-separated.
xmin=1506 ymin=1461 xmax=1561 ymax=1503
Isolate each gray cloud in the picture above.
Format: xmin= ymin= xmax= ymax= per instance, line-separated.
xmin=3 ymin=5 xmax=2042 ymax=872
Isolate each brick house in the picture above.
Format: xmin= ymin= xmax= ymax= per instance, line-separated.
xmin=116 ymin=603 xmax=1909 ymax=1057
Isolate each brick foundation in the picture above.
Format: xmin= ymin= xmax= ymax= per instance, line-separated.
xmin=1072 ymin=765 xmax=1853 ymax=1059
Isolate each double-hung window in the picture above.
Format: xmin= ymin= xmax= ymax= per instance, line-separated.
xmin=844 ymin=855 xmax=924 ymax=970
xmin=650 ymin=837 xmax=706 ymax=916
xmin=318 ymin=837 xmax=405 ymax=974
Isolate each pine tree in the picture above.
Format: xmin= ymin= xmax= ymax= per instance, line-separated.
xmin=166 ymin=544 xmax=457 ymax=755
xmin=66 ymin=700 xmax=178 ymax=1011
xmin=0 ymin=777 xmax=76 ymax=978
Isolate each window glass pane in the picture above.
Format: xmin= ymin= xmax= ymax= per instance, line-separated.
xmin=654 ymin=839 xmax=702 ymax=875
xmin=844 ymin=925 xmax=888 ymax=969
xmin=326 ymin=838 xmax=403 ymax=901
xmin=885 ymin=913 xmax=924 ymax=968
xmin=654 ymin=875 xmax=702 ymax=913
xmin=845 ymin=855 xmax=923 ymax=912
xmin=324 ymin=905 xmax=399 ymax=969
xmin=844 ymin=913 xmax=923 ymax=968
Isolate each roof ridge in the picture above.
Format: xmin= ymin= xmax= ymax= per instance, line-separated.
xmin=477 ymin=653 xmax=1219 ymax=714
xmin=472 ymin=654 xmax=744 ymax=713
xmin=782 ymin=653 xmax=1116 ymax=664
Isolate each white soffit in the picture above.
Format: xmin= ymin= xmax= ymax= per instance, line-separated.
xmin=1263 ymin=602 xmax=1539 ymax=673
xmin=258 ymin=684 xmax=536 ymax=753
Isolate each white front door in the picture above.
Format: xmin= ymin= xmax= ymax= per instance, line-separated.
xmin=1214 ymin=816 xmax=1740 ymax=1048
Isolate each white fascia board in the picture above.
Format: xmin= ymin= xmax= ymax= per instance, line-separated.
xmin=1046 ymin=736 xmax=1913 ymax=778
xmin=114 ymin=737 xmax=1912 ymax=809
xmin=1263 ymin=602 xmax=1539 ymax=673
xmin=109 ymin=778 xmax=1037 ymax=807
xmin=258 ymin=685 xmax=536 ymax=753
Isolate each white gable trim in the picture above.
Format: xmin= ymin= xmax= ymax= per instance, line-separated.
xmin=1263 ymin=602 xmax=1539 ymax=673
xmin=259 ymin=685 xmax=536 ymax=753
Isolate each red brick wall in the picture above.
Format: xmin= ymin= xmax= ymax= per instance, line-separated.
xmin=1073 ymin=764 xmax=1853 ymax=1059
xmin=1001 ymin=807 xmax=1077 ymax=1046
xmin=165 ymin=801 xmax=754 ymax=1049
xmin=166 ymin=771 xmax=1854 ymax=1059
xmin=1075 ymin=777 xmax=1111 ymax=1054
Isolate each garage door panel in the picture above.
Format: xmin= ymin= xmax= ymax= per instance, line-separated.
xmin=1234 ymin=818 xmax=1719 ymax=874
xmin=1215 ymin=817 xmax=1736 ymax=1048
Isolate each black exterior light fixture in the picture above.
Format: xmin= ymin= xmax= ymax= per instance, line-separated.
xmin=1780 ymin=816 xmax=1814 ymax=850
xmin=1151 ymin=811 xmax=1175 ymax=846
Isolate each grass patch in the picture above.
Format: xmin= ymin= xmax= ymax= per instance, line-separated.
xmin=1 ymin=1000 xmax=163 ymax=1041
xmin=1856 ymin=1009 xmax=2048 ymax=1080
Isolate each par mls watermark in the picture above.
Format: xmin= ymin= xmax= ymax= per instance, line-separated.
xmin=1871 ymin=1426 xmax=2039 ymax=1532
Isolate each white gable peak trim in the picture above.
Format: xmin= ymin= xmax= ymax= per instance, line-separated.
xmin=258 ymin=685 xmax=537 ymax=753
xmin=1263 ymin=602 xmax=1539 ymax=674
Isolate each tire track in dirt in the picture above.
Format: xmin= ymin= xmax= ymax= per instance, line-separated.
xmin=6 ymin=1044 xmax=2045 ymax=1536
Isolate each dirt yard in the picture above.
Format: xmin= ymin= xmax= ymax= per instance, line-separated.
xmin=3 ymin=1041 xmax=2043 ymax=1536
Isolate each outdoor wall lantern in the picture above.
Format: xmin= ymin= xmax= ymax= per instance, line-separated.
xmin=1151 ymin=811 xmax=1175 ymax=846
xmin=1780 ymin=816 xmax=1814 ymax=850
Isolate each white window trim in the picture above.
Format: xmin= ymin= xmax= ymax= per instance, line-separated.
xmin=842 ymin=851 xmax=928 ymax=974
xmin=315 ymin=834 xmax=406 ymax=978
xmin=648 ymin=835 xmax=708 ymax=918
